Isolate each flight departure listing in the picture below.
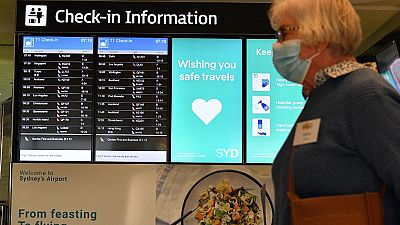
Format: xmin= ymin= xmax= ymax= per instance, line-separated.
xmin=95 ymin=37 xmax=168 ymax=162
xmin=19 ymin=36 xmax=94 ymax=161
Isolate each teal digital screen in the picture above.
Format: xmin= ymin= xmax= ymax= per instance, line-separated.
xmin=381 ymin=70 xmax=400 ymax=92
xmin=246 ymin=39 xmax=305 ymax=163
xmin=171 ymin=38 xmax=243 ymax=163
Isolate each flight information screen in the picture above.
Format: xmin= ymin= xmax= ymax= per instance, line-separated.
xmin=19 ymin=36 xmax=94 ymax=161
xmin=95 ymin=37 xmax=168 ymax=162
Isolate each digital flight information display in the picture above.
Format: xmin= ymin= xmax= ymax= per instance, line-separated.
xmin=16 ymin=35 xmax=301 ymax=164
xmin=95 ymin=37 xmax=168 ymax=162
xmin=19 ymin=36 xmax=94 ymax=161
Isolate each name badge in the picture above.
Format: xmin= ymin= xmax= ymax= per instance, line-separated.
xmin=293 ymin=118 xmax=321 ymax=146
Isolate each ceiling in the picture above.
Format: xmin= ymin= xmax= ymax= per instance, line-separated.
xmin=0 ymin=0 xmax=400 ymax=104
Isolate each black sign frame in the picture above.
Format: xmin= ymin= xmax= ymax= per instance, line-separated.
xmin=17 ymin=1 xmax=274 ymax=35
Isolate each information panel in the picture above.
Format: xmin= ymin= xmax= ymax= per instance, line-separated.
xmin=19 ymin=36 xmax=94 ymax=161
xmin=95 ymin=37 xmax=168 ymax=162
xmin=171 ymin=38 xmax=243 ymax=163
xmin=246 ymin=39 xmax=304 ymax=163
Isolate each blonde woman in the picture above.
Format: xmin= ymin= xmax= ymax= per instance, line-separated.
xmin=268 ymin=0 xmax=400 ymax=224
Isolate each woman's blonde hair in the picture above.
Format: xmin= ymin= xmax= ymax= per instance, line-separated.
xmin=268 ymin=0 xmax=362 ymax=55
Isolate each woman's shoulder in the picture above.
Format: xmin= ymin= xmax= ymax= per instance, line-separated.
xmin=345 ymin=68 xmax=381 ymax=86
xmin=341 ymin=68 xmax=398 ymax=97
xmin=336 ymin=68 xmax=400 ymax=117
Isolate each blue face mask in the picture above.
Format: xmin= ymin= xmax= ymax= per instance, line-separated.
xmin=272 ymin=39 xmax=319 ymax=84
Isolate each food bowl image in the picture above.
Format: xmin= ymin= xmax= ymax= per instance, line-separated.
xmin=179 ymin=170 xmax=273 ymax=225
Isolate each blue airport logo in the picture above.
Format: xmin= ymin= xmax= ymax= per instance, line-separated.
xmin=25 ymin=5 xmax=47 ymax=27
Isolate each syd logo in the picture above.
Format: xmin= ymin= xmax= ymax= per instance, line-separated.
xmin=25 ymin=5 xmax=47 ymax=26
xmin=192 ymin=98 xmax=222 ymax=125
xmin=216 ymin=148 xmax=239 ymax=158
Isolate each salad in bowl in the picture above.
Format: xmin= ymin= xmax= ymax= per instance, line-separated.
xmin=194 ymin=179 xmax=262 ymax=225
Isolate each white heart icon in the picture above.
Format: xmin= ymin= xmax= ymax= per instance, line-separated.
xmin=192 ymin=99 xmax=222 ymax=125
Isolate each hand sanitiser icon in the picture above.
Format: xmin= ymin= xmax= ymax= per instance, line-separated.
xmin=258 ymin=100 xmax=269 ymax=112
xmin=252 ymin=96 xmax=270 ymax=114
